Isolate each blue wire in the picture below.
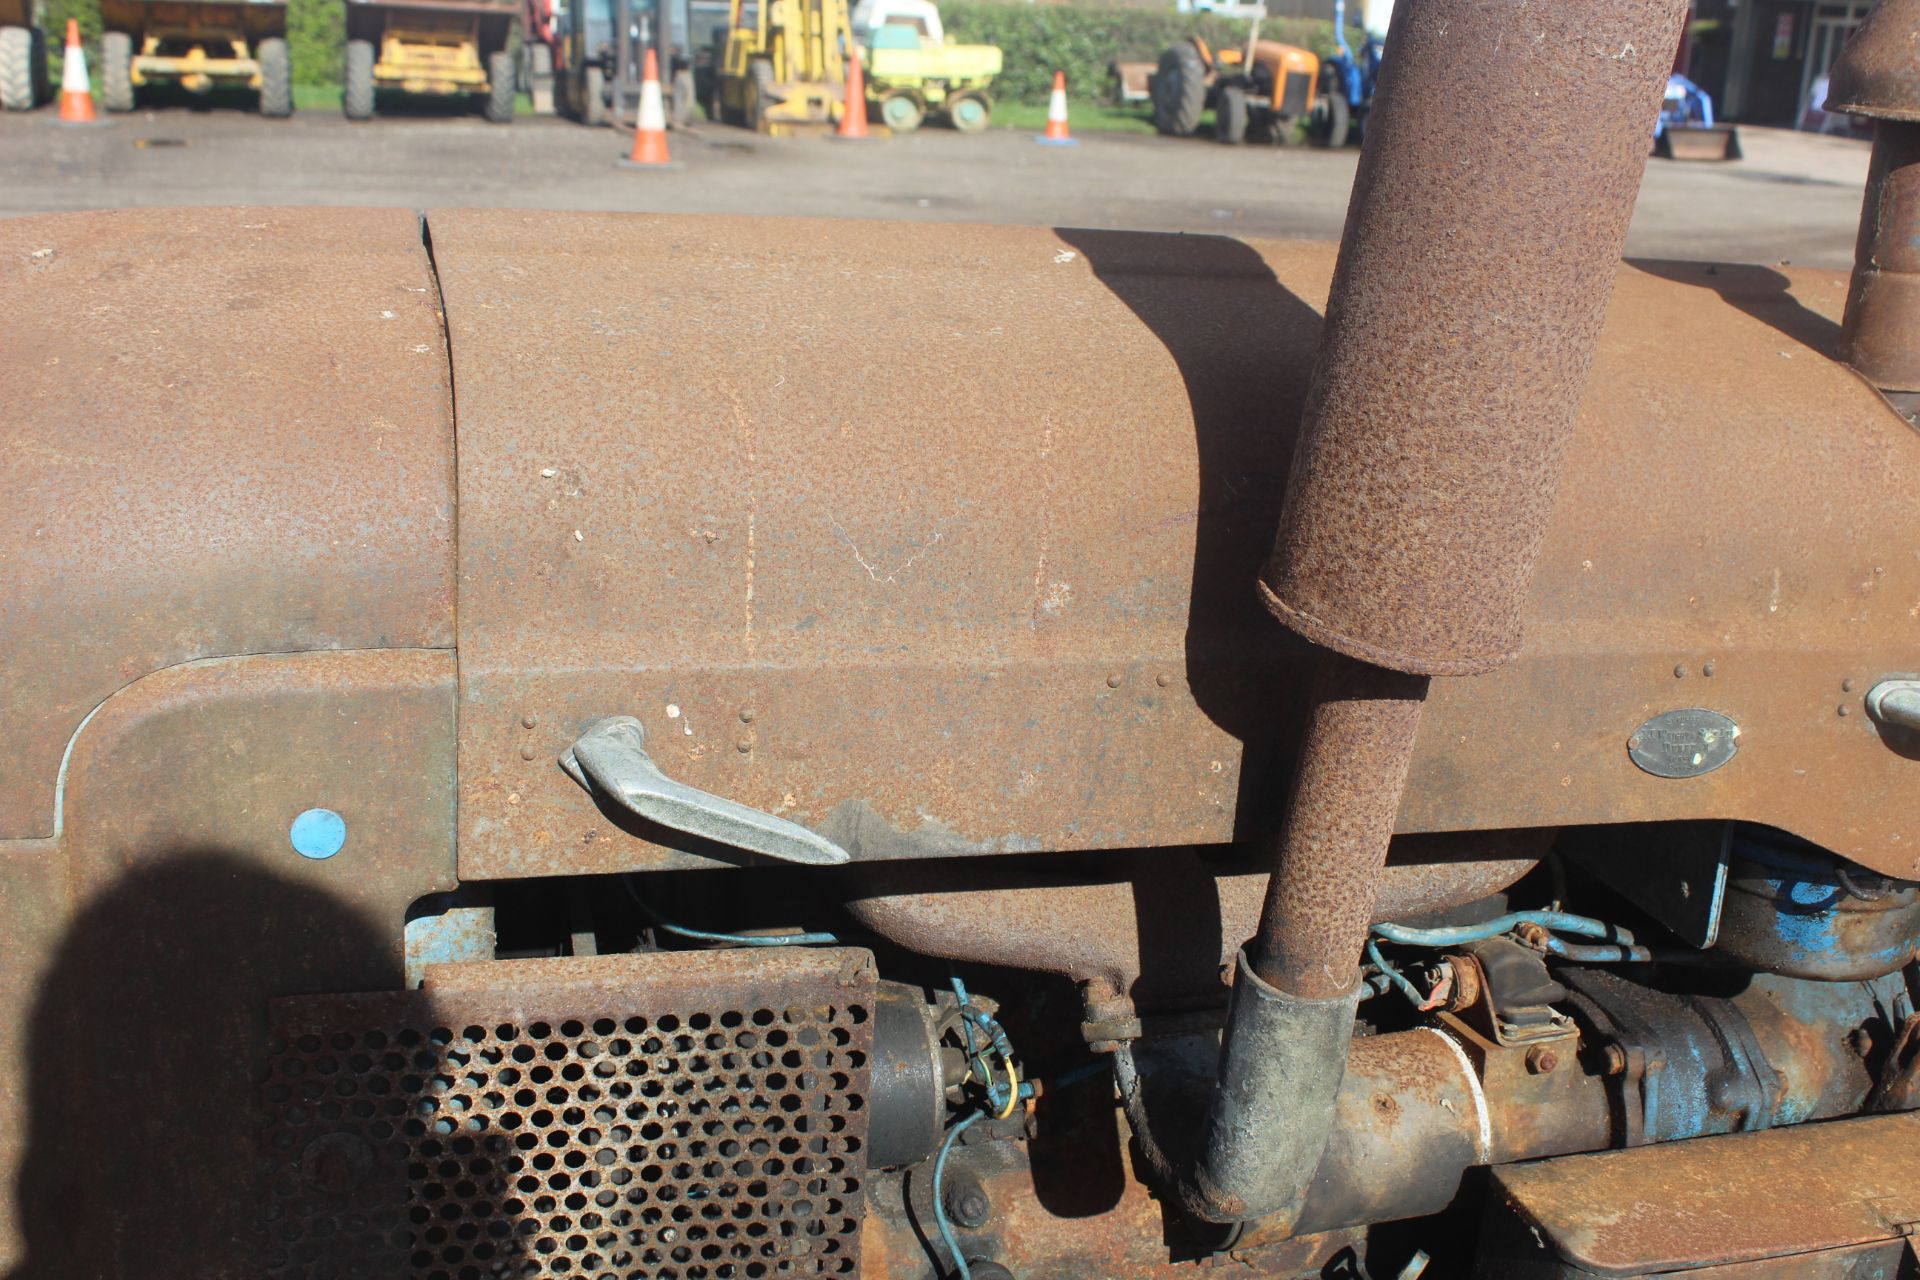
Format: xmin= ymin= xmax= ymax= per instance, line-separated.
xmin=932 ymin=1111 xmax=985 ymax=1280
xmin=1372 ymin=910 xmax=1635 ymax=948
xmin=623 ymin=876 xmax=838 ymax=946
xmin=1365 ymin=938 xmax=1430 ymax=1007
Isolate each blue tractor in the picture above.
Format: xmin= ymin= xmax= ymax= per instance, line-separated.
xmin=1307 ymin=0 xmax=1379 ymax=148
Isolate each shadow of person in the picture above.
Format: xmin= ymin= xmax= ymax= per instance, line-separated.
xmin=1628 ymin=258 xmax=1844 ymax=355
xmin=7 ymin=849 xmax=465 ymax=1280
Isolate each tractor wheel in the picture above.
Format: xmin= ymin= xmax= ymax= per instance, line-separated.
xmin=671 ymin=66 xmax=693 ymax=129
xmin=947 ymin=91 xmax=989 ymax=133
xmin=344 ymin=38 xmax=375 ymax=119
xmin=258 ymin=37 xmax=292 ymax=116
xmin=484 ymin=49 xmax=514 ymax=122
xmin=1151 ymin=41 xmax=1205 ymax=137
xmin=101 ymin=31 xmax=134 ymax=112
xmin=747 ymin=58 xmax=774 ymax=132
xmin=0 ymin=25 xmax=33 ymax=111
xmin=1216 ymin=84 xmax=1248 ymax=145
xmin=582 ymin=63 xmax=607 ymax=126
xmin=879 ymin=90 xmax=922 ymax=133
xmin=1308 ymin=90 xmax=1349 ymax=148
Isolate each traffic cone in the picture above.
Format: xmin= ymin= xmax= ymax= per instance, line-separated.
xmin=833 ymin=48 xmax=871 ymax=140
xmin=1035 ymin=71 xmax=1075 ymax=146
xmin=618 ymin=48 xmax=679 ymax=169
xmin=58 ymin=20 xmax=97 ymax=124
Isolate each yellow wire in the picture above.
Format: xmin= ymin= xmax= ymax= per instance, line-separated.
xmin=993 ymin=1059 xmax=1021 ymax=1120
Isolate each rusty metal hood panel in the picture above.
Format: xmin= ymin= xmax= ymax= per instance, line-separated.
xmin=433 ymin=212 xmax=1920 ymax=878
xmin=0 ymin=208 xmax=456 ymax=840
xmin=3 ymin=211 xmax=1915 ymax=876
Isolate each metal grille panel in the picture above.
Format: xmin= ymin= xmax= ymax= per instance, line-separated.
xmin=261 ymin=949 xmax=875 ymax=1280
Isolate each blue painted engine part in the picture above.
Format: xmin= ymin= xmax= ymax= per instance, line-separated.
xmin=1715 ymin=828 xmax=1920 ymax=981
xmin=1559 ymin=965 xmax=1912 ymax=1146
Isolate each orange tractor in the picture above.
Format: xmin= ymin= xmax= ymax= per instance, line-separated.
xmin=1151 ymin=31 xmax=1319 ymax=145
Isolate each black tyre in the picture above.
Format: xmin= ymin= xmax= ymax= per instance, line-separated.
xmin=671 ymin=66 xmax=693 ymax=129
xmin=582 ymin=63 xmax=607 ymax=126
xmin=1216 ymin=83 xmax=1248 ymax=145
xmin=484 ymin=48 xmax=514 ymax=121
xmin=1151 ymin=41 xmax=1205 ymax=137
xmin=257 ymin=37 xmax=292 ymax=116
xmin=101 ymin=30 xmax=134 ymax=113
xmin=747 ymin=57 xmax=774 ymax=131
xmin=0 ymin=25 xmax=33 ymax=111
xmin=1308 ymin=90 xmax=1349 ymax=148
xmin=344 ymin=38 xmax=374 ymax=119
xmin=30 ymin=22 xmax=47 ymax=104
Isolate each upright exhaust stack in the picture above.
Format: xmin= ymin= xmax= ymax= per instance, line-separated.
xmin=1829 ymin=0 xmax=1920 ymax=414
xmin=1172 ymin=0 xmax=1689 ymax=1229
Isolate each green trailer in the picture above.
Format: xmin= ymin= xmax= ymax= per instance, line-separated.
xmin=0 ymin=0 xmax=48 ymax=111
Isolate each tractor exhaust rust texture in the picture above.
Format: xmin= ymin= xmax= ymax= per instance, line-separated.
xmin=1188 ymin=0 xmax=1690 ymax=1231
xmin=1831 ymin=0 xmax=1920 ymax=400
xmin=1259 ymin=0 xmax=1693 ymax=677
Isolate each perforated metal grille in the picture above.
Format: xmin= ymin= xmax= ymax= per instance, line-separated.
xmin=260 ymin=950 xmax=875 ymax=1280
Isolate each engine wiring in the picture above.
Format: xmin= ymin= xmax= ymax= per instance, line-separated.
xmin=931 ymin=977 xmax=1038 ymax=1280
xmin=621 ymin=875 xmax=840 ymax=947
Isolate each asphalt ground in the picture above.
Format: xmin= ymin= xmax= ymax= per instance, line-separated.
xmin=0 ymin=104 xmax=1875 ymax=268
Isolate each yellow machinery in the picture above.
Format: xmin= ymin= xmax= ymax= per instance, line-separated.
xmin=712 ymin=0 xmax=848 ymax=133
xmin=344 ymin=0 xmax=519 ymax=122
xmin=98 ymin=0 xmax=292 ymax=115
xmin=0 ymin=0 xmax=48 ymax=111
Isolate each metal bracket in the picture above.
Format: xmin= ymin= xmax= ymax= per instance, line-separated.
xmin=561 ymin=715 xmax=851 ymax=865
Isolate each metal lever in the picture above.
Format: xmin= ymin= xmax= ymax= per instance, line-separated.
xmin=1867 ymin=680 xmax=1920 ymax=733
xmin=560 ymin=716 xmax=851 ymax=866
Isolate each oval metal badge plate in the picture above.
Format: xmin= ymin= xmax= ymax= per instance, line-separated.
xmin=1628 ymin=709 xmax=1740 ymax=779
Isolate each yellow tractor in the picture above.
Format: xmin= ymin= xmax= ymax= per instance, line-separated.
xmin=0 ymin=0 xmax=48 ymax=111
xmin=710 ymin=0 xmax=849 ymax=133
xmin=343 ymin=0 xmax=520 ymax=122
xmin=97 ymin=0 xmax=293 ymax=115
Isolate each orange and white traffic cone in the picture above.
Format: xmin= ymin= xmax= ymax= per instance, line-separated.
xmin=619 ymin=48 xmax=679 ymax=169
xmin=1035 ymin=70 xmax=1075 ymax=146
xmin=833 ymin=48 xmax=872 ymax=140
xmin=58 ymin=20 xmax=97 ymax=125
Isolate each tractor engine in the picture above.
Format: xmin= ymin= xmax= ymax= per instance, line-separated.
xmin=4 ymin=1 xmax=1920 ymax=1278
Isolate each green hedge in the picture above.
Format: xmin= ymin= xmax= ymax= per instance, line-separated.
xmin=940 ymin=2 xmax=1359 ymax=105
xmin=43 ymin=0 xmax=342 ymax=85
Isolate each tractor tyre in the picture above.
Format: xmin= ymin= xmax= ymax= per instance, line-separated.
xmin=1151 ymin=42 xmax=1205 ymax=137
xmin=0 ymin=25 xmax=34 ymax=111
xmin=1308 ymin=90 xmax=1349 ymax=148
xmin=582 ymin=63 xmax=608 ymax=126
xmin=947 ymin=91 xmax=988 ymax=133
xmin=344 ymin=39 xmax=375 ymax=119
xmin=484 ymin=49 xmax=514 ymax=122
xmin=879 ymin=90 xmax=922 ymax=133
xmin=671 ymin=66 xmax=693 ymax=129
xmin=31 ymin=22 xmax=49 ymax=104
xmin=101 ymin=30 xmax=135 ymax=112
xmin=747 ymin=58 xmax=774 ymax=132
xmin=258 ymin=37 xmax=292 ymax=116
xmin=1216 ymin=84 xmax=1248 ymax=144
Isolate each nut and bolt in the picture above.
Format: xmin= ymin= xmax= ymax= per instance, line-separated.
xmin=1601 ymin=1044 xmax=1629 ymax=1076
xmin=1525 ymin=1046 xmax=1560 ymax=1075
xmin=942 ymin=1172 xmax=991 ymax=1229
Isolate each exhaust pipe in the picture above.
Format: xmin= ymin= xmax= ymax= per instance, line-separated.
xmin=1158 ymin=0 xmax=1689 ymax=1230
xmin=1830 ymin=0 xmax=1920 ymax=413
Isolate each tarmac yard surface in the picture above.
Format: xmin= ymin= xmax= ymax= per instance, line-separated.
xmin=0 ymin=109 xmax=1874 ymax=268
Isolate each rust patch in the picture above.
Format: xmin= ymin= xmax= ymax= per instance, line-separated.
xmin=0 ymin=208 xmax=456 ymax=840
